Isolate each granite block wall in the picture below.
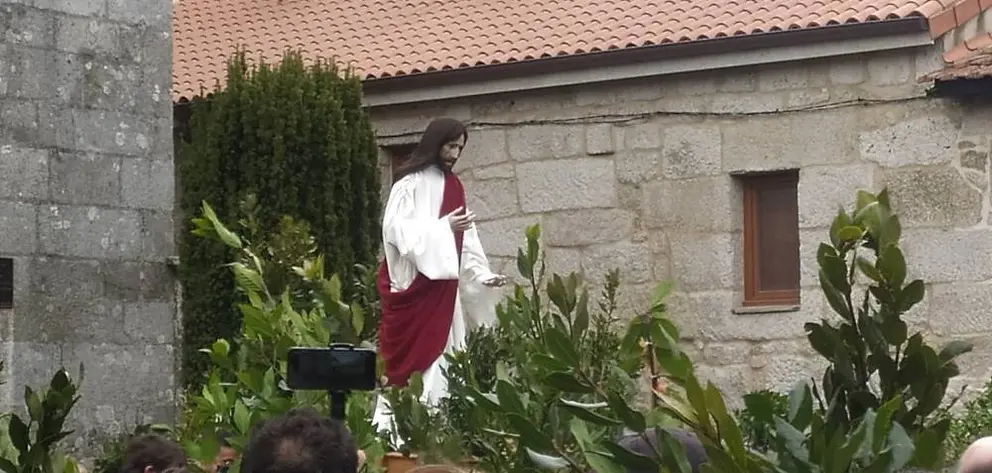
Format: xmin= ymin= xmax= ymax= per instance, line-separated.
xmin=0 ymin=0 xmax=177 ymax=451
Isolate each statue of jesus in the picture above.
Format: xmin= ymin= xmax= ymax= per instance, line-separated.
xmin=372 ymin=117 xmax=507 ymax=441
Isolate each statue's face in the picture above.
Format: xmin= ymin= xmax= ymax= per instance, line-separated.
xmin=440 ymin=134 xmax=465 ymax=170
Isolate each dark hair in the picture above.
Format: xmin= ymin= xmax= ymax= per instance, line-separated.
xmin=616 ymin=428 xmax=707 ymax=473
xmin=392 ymin=117 xmax=468 ymax=183
xmin=240 ymin=408 xmax=358 ymax=473
xmin=120 ymin=434 xmax=187 ymax=473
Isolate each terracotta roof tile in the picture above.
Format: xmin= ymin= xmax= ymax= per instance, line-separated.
xmin=943 ymin=32 xmax=992 ymax=62
xmin=923 ymin=43 xmax=992 ymax=81
xmin=172 ymin=0 xmax=967 ymax=99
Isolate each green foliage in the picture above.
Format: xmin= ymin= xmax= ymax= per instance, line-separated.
xmin=177 ymin=49 xmax=381 ymax=388
xmin=180 ymin=202 xmax=385 ymax=473
xmin=450 ymin=224 xmax=694 ymax=473
xmin=945 ymin=378 xmax=992 ymax=459
xmin=736 ymin=389 xmax=789 ymax=452
xmin=379 ymin=374 xmax=461 ymax=462
xmin=0 ymin=365 xmax=83 ymax=473
xmin=351 ymin=262 xmax=383 ymax=344
xmin=456 ymin=196 xmax=957 ymax=473
xmin=441 ymin=224 xmax=659 ymax=473
xmin=680 ymin=376 xmax=923 ymax=473
xmin=808 ymin=188 xmax=971 ymax=461
xmin=438 ymin=326 xmax=510 ymax=460
xmin=641 ymin=307 xmax=938 ymax=473
xmin=486 ymin=290 xmax=931 ymax=473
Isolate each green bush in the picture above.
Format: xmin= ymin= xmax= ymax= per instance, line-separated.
xmin=179 ymin=202 xmax=384 ymax=473
xmin=379 ymin=373 xmax=461 ymax=462
xmin=448 ymin=189 xmax=964 ymax=473
xmin=438 ymin=325 xmax=509 ymax=460
xmin=436 ymin=225 xmax=659 ymax=473
xmin=0 ymin=363 xmax=83 ymax=473
xmin=177 ymin=49 xmax=381 ymax=388
xmin=454 ymin=228 xmax=937 ymax=473
xmin=808 ymin=189 xmax=971 ymax=463
xmin=736 ymin=389 xmax=789 ymax=452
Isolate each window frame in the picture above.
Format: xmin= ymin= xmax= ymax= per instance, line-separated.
xmin=387 ymin=144 xmax=416 ymax=181
xmin=740 ymin=170 xmax=801 ymax=308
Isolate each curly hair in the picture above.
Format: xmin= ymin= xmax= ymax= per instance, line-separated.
xmin=120 ymin=434 xmax=187 ymax=473
xmin=241 ymin=408 xmax=358 ymax=473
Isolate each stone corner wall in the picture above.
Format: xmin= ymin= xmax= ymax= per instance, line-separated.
xmin=0 ymin=0 xmax=177 ymax=453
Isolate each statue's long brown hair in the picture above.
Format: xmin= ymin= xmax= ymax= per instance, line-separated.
xmin=392 ymin=117 xmax=468 ymax=183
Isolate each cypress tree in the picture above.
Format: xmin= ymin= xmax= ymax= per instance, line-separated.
xmin=177 ymin=50 xmax=381 ymax=388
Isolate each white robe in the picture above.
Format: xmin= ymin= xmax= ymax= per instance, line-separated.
xmin=371 ymin=167 xmax=502 ymax=444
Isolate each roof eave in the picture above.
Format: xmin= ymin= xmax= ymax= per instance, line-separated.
xmin=361 ymin=16 xmax=931 ymax=107
xmin=928 ymin=76 xmax=992 ymax=97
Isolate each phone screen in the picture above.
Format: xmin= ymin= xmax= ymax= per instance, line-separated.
xmin=286 ymin=347 xmax=377 ymax=391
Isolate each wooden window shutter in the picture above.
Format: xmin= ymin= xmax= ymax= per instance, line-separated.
xmin=741 ymin=171 xmax=801 ymax=307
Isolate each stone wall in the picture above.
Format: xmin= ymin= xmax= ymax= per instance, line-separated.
xmin=370 ymin=44 xmax=992 ymax=404
xmin=0 ymin=0 xmax=176 ymax=450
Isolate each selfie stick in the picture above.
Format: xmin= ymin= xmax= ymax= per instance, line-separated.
xmin=329 ymin=390 xmax=348 ymax=421
xmin=328 ymin=343 xmax=353 ymax=421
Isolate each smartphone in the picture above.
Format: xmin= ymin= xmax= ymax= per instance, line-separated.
xmin=286 ymin=345 xmax=377 ymax=392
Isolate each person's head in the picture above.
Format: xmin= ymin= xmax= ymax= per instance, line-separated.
xmin=393 ymin=118 xmax=468 ymax=182
xmin=211 ymin=432 xmax=238 ymax=473
xmin=616 ymin=428 xmax=707 ymax=473
xmin=960 ymin=436 xmax=992 ymax=473
xmin=120 ymin=434 xmax=187 ymax=473
xmin=240 ymin=408 xmax=358 ymax=473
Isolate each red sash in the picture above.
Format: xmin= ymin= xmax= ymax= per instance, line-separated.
xmin=377 ymin=171 xmax=466 ymax=387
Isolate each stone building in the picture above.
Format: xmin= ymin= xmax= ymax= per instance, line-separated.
xmin=172 ymin=1 xmax=992 ymax=402
xmin=0 ymin=0 xmax=177 ymax=447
